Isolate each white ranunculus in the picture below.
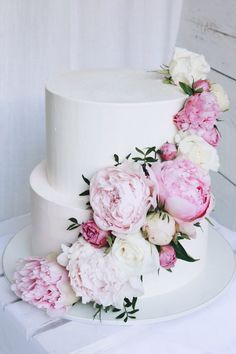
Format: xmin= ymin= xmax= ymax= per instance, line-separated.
xmin=210 ymin=82 xmax=230 ymax=111
xmin=142 ymin=211 xmax=176 ymax=246
xmin=178 ymin=222 xmax=197 ymax=239
xmin=177 ymin=134 xmax=220 ymax=172
xmin=112 ymin=232 xmax=159 ymax=277
xmin=169 ymin=47 xmax=210 ymax=86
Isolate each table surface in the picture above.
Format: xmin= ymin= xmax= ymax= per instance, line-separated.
xmin=0 ymin=214 xmax=236 ymax=354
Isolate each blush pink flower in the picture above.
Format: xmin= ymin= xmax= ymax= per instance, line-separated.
xmin=90 ymin=162 xmax=157 ymax=234
xmin=201 ymin=127 xmax=221 ymax=148
xmin=159 ymin=245 xmax=176 ymax=269
xmin=81 ymin=219 xmax=109 ymax=248
xmin=159 ymin=142 xmax=177 ymax=161
xmin=173 ymin=92 xmax=220 ymax=133
xmin=58 ymin=238 xmax=144 ymax=308
xmin=152 ymin=157 xmax=214 ymax=223
xmin=192 ymin=79 xmax=210 ymax=92
xmin=11 ymin=256 xmax=77 ymax=316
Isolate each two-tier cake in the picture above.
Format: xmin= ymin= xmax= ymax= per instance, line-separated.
xmin=11 ymin=48 xmax=229 ymax=321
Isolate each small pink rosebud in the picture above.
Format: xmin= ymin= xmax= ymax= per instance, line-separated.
xmin=159 ymin=245 xmax=176 ymax=269
xmin=193 ymin=79 xmax=210 ymax=92
xmin=159 ymin=142 xmax=177 ymax=161
xmin=81 ymin=219 xmax=109 ymax=248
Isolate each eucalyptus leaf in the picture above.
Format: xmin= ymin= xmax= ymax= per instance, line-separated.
xmin=116 ymin=312 xmax=125 ymax=320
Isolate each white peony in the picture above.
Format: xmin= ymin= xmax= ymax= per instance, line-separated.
xmin=142 ymin=211 xmax=176 ymax=246
xmin=58 ymin=238 xmax=143 ymax=308
xmin=210 ymin=82 xmax=230 ymax=111
xmin=169 ymin=47 xmax=210 ymax=86
xmin=176 ymin=133 xmax=220 ymax=172
xmin=112 ymin=232 xmax=159 ymax=277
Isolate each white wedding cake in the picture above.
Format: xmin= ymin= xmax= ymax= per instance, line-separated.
xmin=11 ymin=48 xmax=229 ymax=321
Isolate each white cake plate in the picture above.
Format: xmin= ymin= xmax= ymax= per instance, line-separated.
xmin=3 ymin=225 xmax=236 ymax=325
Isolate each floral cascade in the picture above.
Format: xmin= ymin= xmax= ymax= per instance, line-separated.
xmin=11 ymin=48 xmax=229 ymax=322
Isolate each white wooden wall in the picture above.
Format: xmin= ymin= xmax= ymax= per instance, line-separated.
xmin=177 ymin=0 xmax=236 ymax=229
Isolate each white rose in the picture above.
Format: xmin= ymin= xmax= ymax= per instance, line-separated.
xmin=142 ymin=211 xmax=176 ymax=246
xmin=210 ymin=83 xmax=230 ymax=111
xmin=112 ymin=232 xmax=159 ymax=277
xmin=169 ymin=47 xmax=210 ymax=86
xmin=177 ymin=134 xmax=220 ymax=172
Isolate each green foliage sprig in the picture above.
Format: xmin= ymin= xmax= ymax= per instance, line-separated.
xmin=132 ymin=146 xmax=159 ymax=164
xmin=112 ymin=297 xmax=139 ymax=322
xmin=67 ymin=217 xmax=80 ymax=231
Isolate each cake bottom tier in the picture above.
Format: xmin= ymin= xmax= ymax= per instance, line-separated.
xmin=30 ymin=161 xmax=208 ymax=297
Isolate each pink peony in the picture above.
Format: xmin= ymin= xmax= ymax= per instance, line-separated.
xmin=159 ymin=245 xmax=177 ymax=269
xmin=11 ymin=256 xmax=77 ymax=316
xmin=159 ymin=142 xmax=177 ymax=161
xmin=81 ymin=219 xmax=109 ymax=248
xmin=58 ymin=238 xmax=144 ymax=308
xmin=152 ymin=157 xmax=214 ymax=223
xmin=192 ymin=79 xmax=210 ymax=92
xmin=90 ymin=162 xmax=157 ymax=234
xmin=201 ymin=126 xmax=221 ymax=148
xmin=173 ymin=92 xmax=220 ymax=133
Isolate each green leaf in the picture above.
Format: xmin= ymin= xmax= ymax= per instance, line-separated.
xmin=131 ymin=297 xmax=137 ymax=310
xmin=67 ymin=224 xmax=80 ymax=231
xmin=128 ymin=309 xmax=139 ymax=315
xmin=107 ymin=235 xmax=114 ymax=248
xmin=171 ymin=240 xmax=199 ymax=262
xmin=79 ymin=189 xmax=90 ymax=196
xmin=205 ymin=217 xmax=214 ymax=226
xmin=145 ymin=157 xmax=157 ymax=163
xmin=124 ymin=316 xmax=128 ymax=323
xmin=124 ymin=298 xmax=132 ymax=307
xmin=112 ymin=308 xmax=121 ymax=313
xmin=82 ymin=175 xmax=90 ymax=185
xmin=146 ymin=146 xmax=156 ymax=155
xmin=132 ymin=157 xmax=144 ymax=162
xmin=166 ymin=268 xmax=172 ymax=273
xmin=114 ymin=154 xmax=119 ymax=163
xmin=128 ymin=315 xmax=136 ymax=319
xmin=126 ymin=153 xmax=131 ymax=160
xmin=179 ymin=81 xmax=194 ymax=96
xmin=135 ymin=147 xmax=145 ymax=155
xmin=116 ymin=312 xmax=125 ymax=320
xmin=68 ymin=217 xmax=78 ymax=224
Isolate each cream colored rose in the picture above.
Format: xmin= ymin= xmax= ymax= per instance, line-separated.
xmin=112 ymin=232 xmax=159 ymax=277
xmin=210 ymin=83 xmax=230 ymax=111
xmin=176 ymin=134 xmax=219 ymax=172
xmin=143 ymin=211 xmax=175 ymax=246
xmin=169 ymin=47 xmax=210 ymax=86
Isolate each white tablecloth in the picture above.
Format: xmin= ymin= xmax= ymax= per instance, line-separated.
xmin=0 ymin=215 xmax=236 ymax=354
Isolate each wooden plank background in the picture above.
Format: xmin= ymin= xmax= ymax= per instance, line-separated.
xmin=177 ymin=0 xmax=236 ymax=229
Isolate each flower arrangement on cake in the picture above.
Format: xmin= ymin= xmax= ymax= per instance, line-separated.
xmin=11 ymin=48 xmax=229 ymax=322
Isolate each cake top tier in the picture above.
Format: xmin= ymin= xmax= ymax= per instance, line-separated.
xmin=46 ymin=70 xmax=184 ymax=104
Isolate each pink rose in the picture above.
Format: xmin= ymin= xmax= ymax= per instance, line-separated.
xmin=11 ymin=256 xmax=77 ymax=316
xmin=152 ymin=157 xmax=214 ymax=223
xmin=159 ymin=245 xmax=176 ymax=269
xmin=159 ymin=142 xmax=177 ymax=161
xmin=81 ymin=219 xmax=109 ymax=248
xmin=201 ymin=126 xmax=221 ymax=148
xmin=192 ymin=79 xmax=210 ymax=92
xmin=174 ymin=92 xmax=220 ymax=133
xmin=90 ymin=162 xmax=157 ymax=234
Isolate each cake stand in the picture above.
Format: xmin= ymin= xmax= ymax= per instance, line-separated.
xmin=2 ymin=225 xmax=235 ymax=325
